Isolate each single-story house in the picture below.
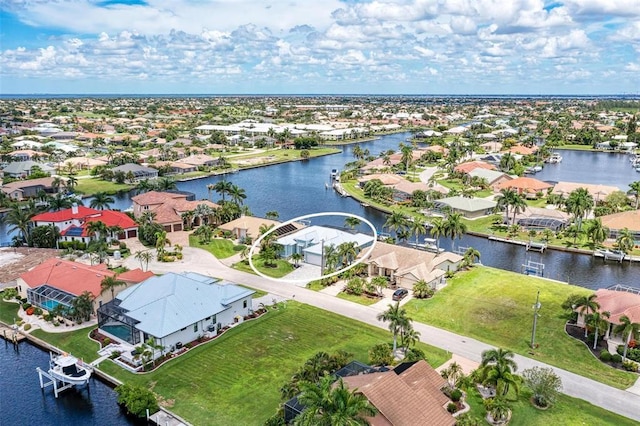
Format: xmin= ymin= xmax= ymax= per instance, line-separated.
xmin=10 ymin=150 xmax=44 ymax=161
xmin=467 ymin=168 xmax=513 ymax=191
xmin=180 ymin=154 xmax=219 ymax=167
xmin=153 ymin=161 xmax=197 ymax=174
xmin=31 ymin=205 xmax=139 ymax=243
xmin=495 ymin=176 xmax=552 ymax=196
xmin=17 ymin=258 xmax=153 ymax=312
xmin=97 ymin=272 xmax=254 ymax=350
xmin=551 ymin=181 xmax=620 ymax=202
xmin=112 ymin=163 xmax=159 ymax=181
xmin=433 ymin=196 xmax=497 ymax=219
xmin=358 ymin=242 xmax=461 ymax=290
xmin=511 ymin=206 xmax=569 ymax=231
xmin=218 ymin=216 xmax=304 ymax=242
xmin=454 ymin=161 xmax=496 ymax=174
xmin=1 ymin=161 xmax=55 ymax=178
xmin=599 ymin=210 xmax=640 ymax=244
xmin=342 ymin=360 xmax=457 ymax=426
xmin=276 ymin=225 xmax=375 ymax=267
xmin=63 ymin=156 xmax=108 ymax=170
xmin=131 ymin=191 xmax=218 ymax=232
xmin=0 ymin=176 xmax=60 ymax=201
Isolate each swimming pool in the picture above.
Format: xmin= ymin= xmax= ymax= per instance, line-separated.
xmin=101 ymin=324 xmax=134 ymax=343
xmin=39 ymin=299 xmax=62 ymax=311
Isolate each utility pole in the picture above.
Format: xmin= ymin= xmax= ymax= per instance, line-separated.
xmin=531 ymin=290 xmax=541 ymax=349
xmin=320 ymin=239 xmax=325 ymax=277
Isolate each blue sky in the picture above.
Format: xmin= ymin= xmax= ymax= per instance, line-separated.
xmin=1 ymin=0 xmax=639 ymax=95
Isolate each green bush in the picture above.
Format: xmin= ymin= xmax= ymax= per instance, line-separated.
xmin=612 ymin=353 xmax=623 ymax=364
xmin=115 ymin=384 xmax=159 ymax=418
xmin=103 ymin=337 xmax=111 ymax=346
xmin=33 ymin=307 xmax=43 ymax=316
xmin=23 ymin=323 xmax=31 ymax=331
xmin=599 ymin=350 xmax=612 ymax=362
xmin=22 ymin=302 xmax=32 ymax=310
xmin=59 ymin=241 xmax=87 ymax=250
xmin=622 ymin=361 xmax=639 ymax=372
xmin=451 ymin=388 xmax=463 ymax=402
xmin=447 ymin=402 xmax=458 ymax=413
xmin=233 ymin=244 xmax=246 ymax=252
xmin=2 ymin=288 xmax=18 ymax=300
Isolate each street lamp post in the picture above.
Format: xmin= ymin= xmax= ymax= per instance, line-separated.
xmin=531 ymin=290 xmax=541 ymax=348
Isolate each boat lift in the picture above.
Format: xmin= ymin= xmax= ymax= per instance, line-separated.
xmin=522 ymin=260 xmax=545 ymax=277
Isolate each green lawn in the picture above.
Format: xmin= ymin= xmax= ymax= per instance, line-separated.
xmin=463 ymin=385 xmax=639 ymax=426
xmin=404 ymin=266 xmax=637 ymax=389
xmin=189 ymin=236 xmax=244 ymax=259
xmin=240 ymin=285 xmax=267 ymax=299
xmin=74 ymin=178 xmax=133 ymax=195
xmin=233 ymin=258 xmax=295 ymax=278
xmin=31 ymin=327 xmax=101 ymax=363
xmin=0 ymin=298 xmax=20 ymax=325
xmin=337 ymin=292 xmax=381 ymax=306
xmin=228 ymin=147 xmax=340 ymax=167
xmin=90 ymin=303 xmax=450 ymax=425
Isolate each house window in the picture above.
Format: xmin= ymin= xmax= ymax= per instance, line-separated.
xmin=211 ymin=315 xmax=216 ymax=323
xmin=205 ymin=316 xmax=211 ymax=320
xmin=181 ymin=327 xmax=186 ymax=331
xmin=243 ymin=300 xmax=247 ymax=309
xmin=194 ymin=323 xmax=198 ymax=332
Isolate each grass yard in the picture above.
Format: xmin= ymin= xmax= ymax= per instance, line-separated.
xmin=337 ymin=292 xmax=381 ymax=306
xmin=463 ymin=385 xmax=639 ymax=426
xmin=31 ymin=327 xmax=101 ymax=363
xmin=95 ymin=303 xmax=450 ymax=425
xmin=228 ymin=147 xmax=340 ymax=167
xmin=189 ymin=236 xmax=245 ymax=259
xmin=404 ymin=266 xmax=637 ymax=389
xmin=240 ymin=285 xmax=267 ymax=298
xmin=0 ymin=298 xmax=20 ymax=325
xmin=233 ymin=257 xmax=295 ymax=278
xmin=74 ymin=178 xmax=133 ymax=195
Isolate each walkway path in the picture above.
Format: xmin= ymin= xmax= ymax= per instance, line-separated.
xmin=122 ymin=247 xmax=640 ymax=422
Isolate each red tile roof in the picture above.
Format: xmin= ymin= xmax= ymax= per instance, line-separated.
xmin=20 ymin=258 xmax=149 ymax=298
xmin=454 ymin=161 xmax=497 ymax=174
xmin=594 ymin=289 xmax=640 ymax=325
xmin=32 ymin=206 xmax=100 ymax=222
xmin=85 ymin=210 xmax=136 ymax=229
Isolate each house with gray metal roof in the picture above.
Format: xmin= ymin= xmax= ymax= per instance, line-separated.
xmin=112 ymin=163 xmax=159 ymax=181
xmin=97 ymin=272 xmax=254 ymax=351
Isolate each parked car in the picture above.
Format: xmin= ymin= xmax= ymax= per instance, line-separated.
xmin=392 ymin=288 xmax=408 ymax=301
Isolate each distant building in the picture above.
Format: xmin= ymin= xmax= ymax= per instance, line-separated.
xmin=131 ymin=191 xmax=218 ymax=232
xmin=112 ymin=163 xmax=159 ymax=181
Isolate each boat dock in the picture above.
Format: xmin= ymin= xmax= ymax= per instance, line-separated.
xmin=595 ymin=249 xmax=627 ymax=263
xmin=333 ymin=182 xmax=348 ymax=197
xmin=488 ymin=235 xmax=527 ymax=246
xmin=0 ymin=322 xmax=26 ymax=343
xmin=148 ymin=407 xmax=191 ymax=426
xmin=526 ymin=241 xmax=547 ymax=253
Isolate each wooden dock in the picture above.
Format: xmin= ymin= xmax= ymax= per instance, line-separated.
xmin=0 ymin=322 xmax=26 ymax=343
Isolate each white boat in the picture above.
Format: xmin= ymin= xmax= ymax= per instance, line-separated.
xmin=548 ymin=153 xmax=562 ymax=163
xmin=48 ymin=353 xmax=92 ymax=386
xmin=423 ymin=238 xmax=444 ymax=253
xmin=330 ymin=169 xmax=339 ymax=179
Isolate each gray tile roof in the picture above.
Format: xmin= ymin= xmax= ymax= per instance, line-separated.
xmin=116 ymin=272 xmax=253 ymax=338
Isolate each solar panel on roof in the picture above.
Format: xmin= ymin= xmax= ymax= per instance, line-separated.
xmin=275 ymin=223 xmax=298 ymax=236
xmin=65 ymin=227 xmax=84 ymax=236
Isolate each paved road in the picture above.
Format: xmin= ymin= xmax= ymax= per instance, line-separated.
xmin=123 ymin=246 xmax=640 ymax=422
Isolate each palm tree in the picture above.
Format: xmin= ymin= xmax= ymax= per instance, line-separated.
xmin=628 ymin=181 xmax=640 ymax=209
xmin=212 ymin=180 xmax=233 ymax=202
xmin=480 ymin=348 xmax=520 ymax=396
xmin=337 ymin=242 xmax=359 ymax=267
xmin=509 ymin=193 xmax=527 ymax=226
xmin=155 ymin=176 xmax=177 ymax=191
xmin=400 ymin=144 xmax=413 ymax=172
xmin=585 ymin=218 xmax=609 ymax=249
xmin=265 ymin=210 xmax=279 ymax=220
xmin=228 ymin=184 xmax=247 ymax=206
xmin=138 ymin=210 xmax=157 ymax=225
xmin=48 ymin=193 xmax=75 ymax=211
xmin=614 ymin=315 xmax=640 ymax=361
xmin=384 ymin=211 xmax=408 ymax=237
xmin=70 ymin=291 xmax=94 ymax=323
xmin=499 ymin=152 xmax=516 ymax=172
xmin=134 ymin=250 xmax=153 ymax=271
xmin=294 ymin=375 xmax=377 ymax=426
xmin=65 ymin=175 xmax=78 ymax=191
xmin=481 ymin=348 xmax=518 ymax=371
xmin=135 ymin=179 xmax=154 ymax=194
xmin=90 ymin=192 xmax=115 ymax=210
xmin=155 ymin=230 xmax=170 ymax=257
xmin=100 ymin=276 xmax=127 ymax=301
xmin=377 ymin=302 xmax=409 ymax=353
xmin=86 ymin=220 xmax=108 ymax=241
xmin=410 ymin=217 xmax=427 ymax=244
xmin=291 ymin=252 xmax=303 ymax=267
xmin=344 ymin=217 xmax=361 ymax=230
xmin=587 ymin=311 xmax=610 ymax=350
xmin=575 ymin=294 xmax=600 ymax=338
xmin=3 ymin=203 xmax=35 ymax=243
xmin=444 ymin=212 xmax=467 ymax=251
xmin=400 ymin=324 xmax=421 ymax=352
xmin=496 ymin=188 xmax=517 ymax=223
xmin=429 ymin=217 xmax=446 ymax=252
xmin=463 ymin=246 xmax=481 ymax=267
xmin=322 ymin=244 xmax=340 ymax=271
xmin=565 ymin=188 xmax=594 ymax=235
xmin=616 ymin=228 xmax=635 ymax=256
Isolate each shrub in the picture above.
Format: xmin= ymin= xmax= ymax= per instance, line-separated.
xmin=599 ymin=350 xmax=612 ymax=362
xmin=103 ymin=337 xmax=111 ymax=346
xmin=25 ymin=307 xmax=35 ymax=315
xmin=622 ymin=361 xmax=639 ymax=372
xmin=368 ymin=343 xmax=393 ymax=366
xmin=176 ymin=253 xmax=183 ymax=260
xmin=2 ymin=288 xmax=18 ymax=300
xmin=115 ymin=384 xmax=159 ymax=418
xmin=22 ymin=302 xmax=32 ymax=310
xmin=23 ymin=323 xmax=32 ymax=331
xmin=447 ymin=402 xmax=458 ymax=413
xmin=451 ymin=388 xmax=463 ymax=402
xmin=523 ymin=367 xmax=562 ymax=408
xmin=110 ymin=351 xmax=121 ymax=360
xmin=344 ymin=277 xmax=364 ymax=296
xmin=119 ymin=242 xmax=127 ymax=249
xmin=612 ymin=354 xmax=623 ymax=364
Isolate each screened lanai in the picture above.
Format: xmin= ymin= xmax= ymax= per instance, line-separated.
xmin=27 ymin=284 xmax=75 ymax=312
xmin=97 ymin=299 xmax=141 ymax=345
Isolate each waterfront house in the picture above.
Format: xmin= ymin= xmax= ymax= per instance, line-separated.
xmin=495 ymin=176 xmax=552 ymax=197
xmin=599 ymin=210 xmax=640 ymax=244
xmin=111 ymin=163 xmax=159 ymax=181
xmin=453 ymin=161 xmax=496 ymax=174
xmin=218 ymin=216 xmax=304 ymax=242
xmin=276 ymin=225 xmax=375 ymax=267
xmin=17 ymin=258 xmax=153 ymax=313
xmin=551 ymin=182 xmax=620 ymax=203
xmin=467 ymin=168 xmax=513 ymax=191
xmin=97 ymin=272 xmax=254 ymax=350
xmin=31 ymin=205 xmax=139 ymax=244
xmin=131 ymin=191 xmax=219 ymax=232
xmin=180 ymin=154 xmax=219 ymax=168
xmin=432 ymin=196 xmax=497 ymax=219
xmin=341 ymin=360 xmax=457 ymax=426
xmin=0 ymin=176 xmax=60 ymax=201
xmin=358 ymin=242 xmax=461 ymax=290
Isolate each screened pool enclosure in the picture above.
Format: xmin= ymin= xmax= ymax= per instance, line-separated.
xmin=97 ymin=299 xmax=141 ymax=345
xmin=27 ymin=285 xmax=74 ymax=313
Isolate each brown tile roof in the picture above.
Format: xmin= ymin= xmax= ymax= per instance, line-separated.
xmin=342 ymin=360 xmax=455 ymax=426
xmin=599 ymin=210 xmax=640 ymax=232
xmin=454 ymin=161 xmax=496 ymax=174
xmin=496 ymin=176 xmax=552 ymax=193
xmin=131 ymin=190 xmax=187 ymax=206
xmin=132 ymin=191 xmax=219 ymax=225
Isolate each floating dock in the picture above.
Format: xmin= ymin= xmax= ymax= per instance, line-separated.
xmin=0 ymin=323 xmax=26 ymax=343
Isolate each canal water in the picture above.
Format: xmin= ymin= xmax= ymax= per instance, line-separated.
xmin=0 ymin=341 xmax=134 ymax=426
xmin=3 ymin=133 xmax=638 ymax=289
